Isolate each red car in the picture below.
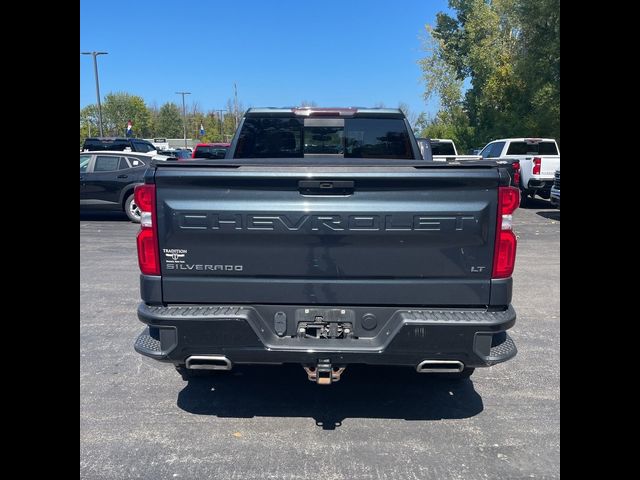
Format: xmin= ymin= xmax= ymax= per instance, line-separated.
xmin=192 ymin=143 xmax=231 ymax=159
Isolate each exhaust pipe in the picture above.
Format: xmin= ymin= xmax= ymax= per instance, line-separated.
xmin=186 ymin=355 xmax=232 ymax=371
xmin=416 ymin=360 xmax=464 ymax=373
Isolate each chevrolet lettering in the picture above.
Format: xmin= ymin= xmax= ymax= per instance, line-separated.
xmin=176 ymin=213 xmax=478 ymax=232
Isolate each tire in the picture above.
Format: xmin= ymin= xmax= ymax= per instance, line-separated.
xmin=124 ymin=193 xmax=141 ymax=223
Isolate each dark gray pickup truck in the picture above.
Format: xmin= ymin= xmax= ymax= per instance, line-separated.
xmin=134 ymin=107 xmax=519 ymax=385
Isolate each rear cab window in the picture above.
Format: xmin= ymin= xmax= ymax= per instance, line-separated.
xmin=194 ymin=146 xmax=229 ymax=159
xmin=506 ymin=141 xmax=558 ymax=155
xmin=430 ymin=141 xmax=456 ymax=155
xmin=235 ymin=118 xmax=302 ymax=158
xmin=235 ymin=116 xmax=413 ymax=159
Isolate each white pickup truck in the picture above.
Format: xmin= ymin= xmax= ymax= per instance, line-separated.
xmin=415 ymin=138 xmax=482 ymax=162
xmin=479 ymin=138 xmax=560 ymax=207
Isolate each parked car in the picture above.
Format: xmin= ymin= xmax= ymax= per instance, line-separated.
xmin=82 ymin=137 xmax=157 ymax=154
xmin=478 ymin=138 xmax=560 ymax=207
xmin=80 ymin=151 xmax=161 ymax=222
xmin=414 ymin=138 xmax=481 ymax=162
xmin=156 ymin=149 xmax=192 ymax=160
xmin=133 ymin=107 xmax=519 ymax=385
xmin=192 ymin=143 xmax=231 ymax=159
xmin=550 ymin=169 xmax=560 ymax=208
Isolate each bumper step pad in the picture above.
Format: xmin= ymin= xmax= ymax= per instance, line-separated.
xmin=487 ymin=333 xmax=517 ymax=364
xmin=134 ymin=327 xmax=173 ymax=359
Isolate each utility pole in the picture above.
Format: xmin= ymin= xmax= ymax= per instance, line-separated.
xmin=175 ymin=91 xmax=191 ymax=149
xmin=234 ymin=83 xmax=239 ymax=130
xmin=81 ymin=51 xmax=108 ymax=136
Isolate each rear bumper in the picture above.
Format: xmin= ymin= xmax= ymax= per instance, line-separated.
xmin=135 ymin=303 xmax=517 ymax=369
xmin=526 ymin=178 xmax=554 ymax=190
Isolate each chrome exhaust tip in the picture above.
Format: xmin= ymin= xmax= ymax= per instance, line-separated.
xmin=186 ymin=355 xmax=232 ymax=371
xmin=416 ymin=360 xmax=464 ymax=373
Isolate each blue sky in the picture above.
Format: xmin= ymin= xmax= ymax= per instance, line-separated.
xmin=80 ymin=0 xmax=450 ymax=117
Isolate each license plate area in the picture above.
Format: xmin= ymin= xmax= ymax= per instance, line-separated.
xmin=295 ymin=308 xmax=356 ymax=339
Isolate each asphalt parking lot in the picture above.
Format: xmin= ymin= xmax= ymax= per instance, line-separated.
xmin=80 ymin=199 xmax=560 ymax=480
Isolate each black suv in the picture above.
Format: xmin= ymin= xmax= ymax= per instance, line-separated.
xmin=80 ymin=151 xmax=156 ymax=222
xmin=82 ymin=137 xmax=157 ymax=153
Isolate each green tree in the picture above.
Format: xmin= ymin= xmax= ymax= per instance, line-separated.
xmin=515 ymin=0 xmax=560 ymax=142
xmin=80 ymin=104 xmax=99 ymax=148
xmin=418 ymin=24 xmax=475 ymax=152
xmin=155 ymin=102 xmax=183 ymax=138
xmin=418 ymin=0 xmax=559 ymax=148
xmin=186 ymin=102 xmax=204 ymax=140
xmin=148 ymin=101 xmax=160 ymax=137
xmin=224 ymin=98 xmax=237 ymax=141
xmin=200 ymin=112 xmax=222 ymax=143
xmin=189 ymin=112 xmax=207 ymax=141
xmin=101 ymin=92 xmax=152 ymax=137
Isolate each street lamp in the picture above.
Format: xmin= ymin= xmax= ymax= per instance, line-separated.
xmin=176 ymin=91 xmax=191 ymax=149
xmin=81 ymin=51 xmax=108 ymax=136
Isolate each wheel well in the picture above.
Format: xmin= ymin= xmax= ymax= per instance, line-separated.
xmin=122 ymin=188 xmax=134 ymax=208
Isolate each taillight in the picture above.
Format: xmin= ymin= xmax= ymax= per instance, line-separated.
xmin=512 ymin=160 xmax=520 ymax=186
xmin=135 ymin=184 xmax=159 ymax=275
xmin=532 ymin=157 xmax=541 ymax=175
xmin=492 ymin=186 xmax=519 ymax=279
xmin=192 ymin=149 xmax=196 ymax=158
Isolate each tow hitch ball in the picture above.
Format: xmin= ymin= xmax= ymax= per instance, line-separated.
xmin=303 ymin=360 xmax=346 ymax=385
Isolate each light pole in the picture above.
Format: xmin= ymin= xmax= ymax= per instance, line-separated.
xmin=81 ymin=51 xmax=108 ymax=136
xmin=176 ymin=91 xmax=191 ymax=149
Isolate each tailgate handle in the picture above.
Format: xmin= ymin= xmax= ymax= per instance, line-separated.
xmin=298 ymin=180 xmax=354 ymax=195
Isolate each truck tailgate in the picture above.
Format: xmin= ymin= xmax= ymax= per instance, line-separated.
xmin=154 ymin=166 xmax=500 ymax=306
xmin=533 ymin=155 xmax=560 ymax=178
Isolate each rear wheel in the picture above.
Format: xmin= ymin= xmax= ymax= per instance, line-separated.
xmin=124 ymin=193 xmax=141 ymax=223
